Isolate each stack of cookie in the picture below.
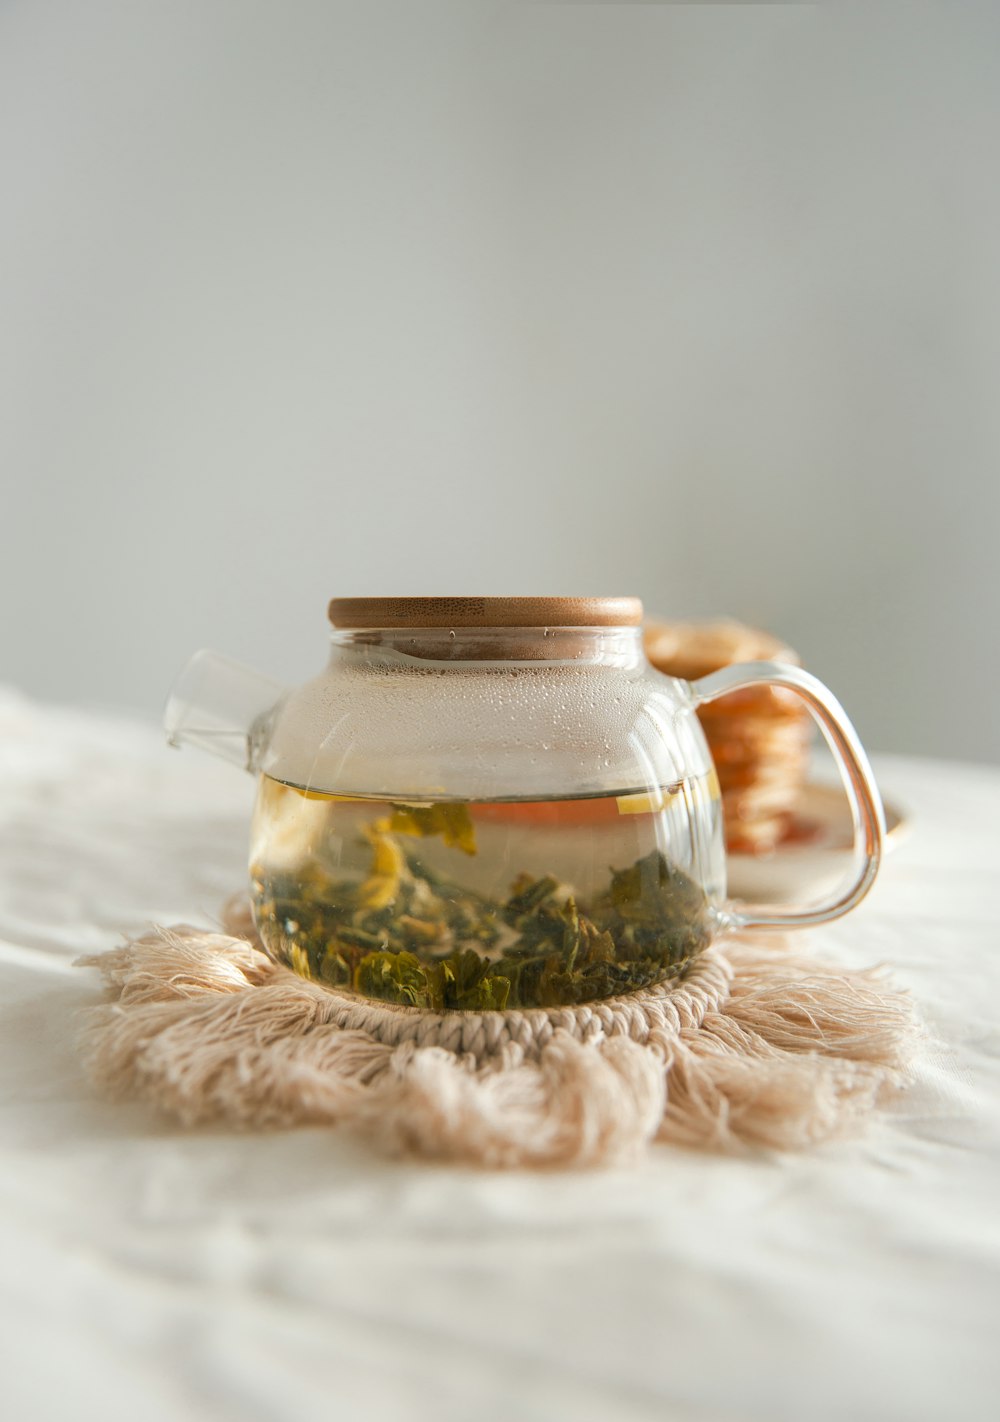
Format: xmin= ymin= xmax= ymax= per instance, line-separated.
xmin=643 ymin=618 xmax=812 ymax=854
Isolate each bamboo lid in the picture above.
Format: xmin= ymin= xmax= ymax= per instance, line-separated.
xmin=327 ymin=596 xmax=644 ymax=629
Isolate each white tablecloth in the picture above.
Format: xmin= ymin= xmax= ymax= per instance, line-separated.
xmin=1 ymin=689 xmax=998 ymax=1422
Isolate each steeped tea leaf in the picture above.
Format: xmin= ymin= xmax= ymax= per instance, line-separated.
xmin=388 ymin=802 xmax=478 ymax=856
xmin=252 ymin=781 xmax=716 ymax=1011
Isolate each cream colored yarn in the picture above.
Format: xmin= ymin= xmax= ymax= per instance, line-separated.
xmin=77 ymin=912 xmax=916 ymax=1169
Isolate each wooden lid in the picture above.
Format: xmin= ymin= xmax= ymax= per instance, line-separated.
xmin=327 ymin=596 xmax=644 ymax=629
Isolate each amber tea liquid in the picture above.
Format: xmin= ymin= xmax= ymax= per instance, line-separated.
xmin=250 ymin=774 xmax=723 ymax=1011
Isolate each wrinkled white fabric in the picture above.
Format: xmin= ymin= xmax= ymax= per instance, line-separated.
xmin=0 ymin=687 xmax=997 ymax=1422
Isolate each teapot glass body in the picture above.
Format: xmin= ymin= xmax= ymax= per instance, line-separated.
xmin=166 ymin=599 xmax=883 ymax=1012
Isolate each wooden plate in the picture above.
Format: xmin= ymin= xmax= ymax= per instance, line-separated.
xmin=726 ymin=783 xmax=908 ymax=906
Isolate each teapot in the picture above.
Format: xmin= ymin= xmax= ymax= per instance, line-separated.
xmin=166 ymin=596 xmax=883 ymax=1012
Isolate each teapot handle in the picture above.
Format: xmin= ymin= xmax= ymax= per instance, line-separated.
xmin=689 ymin=661 xmax=885 ymax=928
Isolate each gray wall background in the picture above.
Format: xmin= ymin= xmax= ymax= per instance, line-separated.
xmin=2 ymin=2 xmax=998 ymax=761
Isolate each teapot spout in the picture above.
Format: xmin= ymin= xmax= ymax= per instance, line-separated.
xmin=164 ymin=649 xmax=287 ymax=773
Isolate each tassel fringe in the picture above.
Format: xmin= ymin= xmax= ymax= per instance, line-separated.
xmin=77 ymin=925 xmax=917 ymax=1168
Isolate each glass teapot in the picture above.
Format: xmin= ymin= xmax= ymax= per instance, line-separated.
xmin=166 ymin=596 xmax=884 ymax=1013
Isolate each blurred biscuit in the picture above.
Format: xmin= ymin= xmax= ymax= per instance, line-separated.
xmin=644 ymin=618 xmax=811 ymax=853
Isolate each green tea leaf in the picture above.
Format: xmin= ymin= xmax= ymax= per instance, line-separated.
xmin=389 ymin=802 xmax=478 ymax=855
xmin=253 ymin=800 xmax=713 ymax=1011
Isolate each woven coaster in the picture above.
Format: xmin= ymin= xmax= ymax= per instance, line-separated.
xmin=76 ymin=900 xmax=917 ymax=1168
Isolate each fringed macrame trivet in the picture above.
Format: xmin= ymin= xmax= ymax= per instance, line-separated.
xmin=77 ymin=904 xmax=917 ymax=1169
